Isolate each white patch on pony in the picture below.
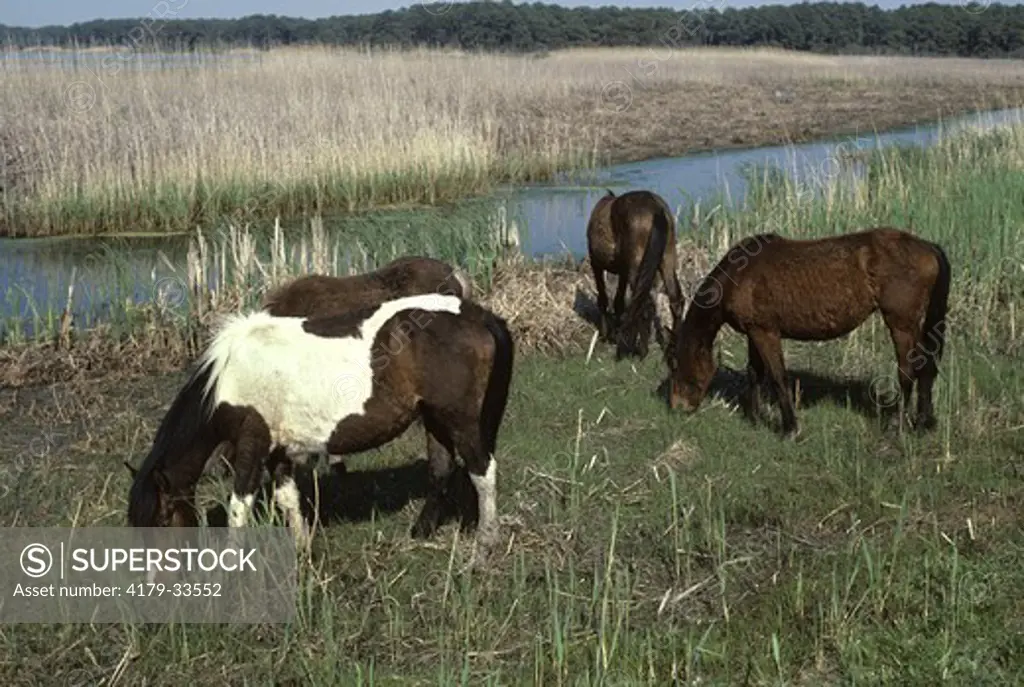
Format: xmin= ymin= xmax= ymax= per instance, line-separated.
xmin=469 ymin=459 xmax=498 ymax=541
xmin=199 ymin=294 xmax=463 ymax=456
xmin=228 ymin=492 xmax=255 ymax=528
xmin=273 ymin=477 xmax=309 ymax=547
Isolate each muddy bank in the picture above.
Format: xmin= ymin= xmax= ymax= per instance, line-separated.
xmin=584 ymin=83 xmax=1024 ymax=166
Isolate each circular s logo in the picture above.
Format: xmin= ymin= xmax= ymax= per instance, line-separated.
xmin=20 ymin=543 xmax=53 ymax=578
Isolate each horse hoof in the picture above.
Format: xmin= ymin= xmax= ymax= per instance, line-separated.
xmin=914 ymin=414 xmax=938 ymax=433
xmin=471 ymin=536 xmax=499 ymax=569
xmin=782 ymin=426 xmax=801 ymax=442
xmin=885 ymin=413 xmax=908 ymax=434
xmin=410 ymin=517 xmax=437 ymax=540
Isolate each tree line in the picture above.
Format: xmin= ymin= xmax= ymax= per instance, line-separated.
xmin=2 ymin=1 xmax=1022 ymax=58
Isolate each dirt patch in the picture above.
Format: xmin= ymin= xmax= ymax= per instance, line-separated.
xmin=577 ymin=82 xmax=1024 ymax=166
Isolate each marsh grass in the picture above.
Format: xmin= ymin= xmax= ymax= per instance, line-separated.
xmin=4 ymin=45 xmax=1024 ymax=236
xmin=0 ymin=110 xmax=1023 ymax=685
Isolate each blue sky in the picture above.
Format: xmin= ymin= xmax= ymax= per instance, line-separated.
xmin=1 ymin=0 xmax=1016 ymax=28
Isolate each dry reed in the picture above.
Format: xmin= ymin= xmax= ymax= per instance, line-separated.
xmin=3 ymin=45 xmax=1024 ymax=235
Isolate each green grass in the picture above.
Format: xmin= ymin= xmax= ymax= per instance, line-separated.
xmin=1 ymin=338 xmax=1021 ymax=684
xmin=1 ymin=118 xmax=1023 ymax=685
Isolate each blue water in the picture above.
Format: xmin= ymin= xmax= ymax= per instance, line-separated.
xmin=1 ymin=105 xmax=1022 ymax=339
xmin=506 ymin=106 xmax=1024 ymax=258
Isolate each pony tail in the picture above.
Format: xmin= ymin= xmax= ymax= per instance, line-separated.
xmin=920 ymin=242 xmax=951 ymax=374
xmin=477 ymin=308 xmax=515 ymax=458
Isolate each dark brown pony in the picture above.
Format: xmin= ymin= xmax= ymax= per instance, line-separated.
xmin=586 ymin=189 xmax=685 ymax=359
xmin=257 ymin=256 xmax=472 ymax=478
xmin=261 ymin=256 xmax=472 ymax=316
xmin=126 ymin=293 xmax=514 ymax=558
xmin=669 ymin=228 xmax=951 ymax=439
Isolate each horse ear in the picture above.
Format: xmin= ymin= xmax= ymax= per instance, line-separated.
xmin=605 ymin=189 xmax=615 ymax=198
xmin=124 ymin=461 xmax=138 ymax=478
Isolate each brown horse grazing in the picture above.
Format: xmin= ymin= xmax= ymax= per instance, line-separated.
xmin=586 ymin=189 xmax=685 ymax=360
xmin=257 ymin=256 xmax=473 ymax=478
xmin=126 ymin=293 xmax=514 ymax=558
xmin=668 ymin=228 xmax=951 ymax=439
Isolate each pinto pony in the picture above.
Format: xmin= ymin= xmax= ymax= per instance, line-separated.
xmin=586 ymin=189 xmax=685 ymax=360
xmin=669 ymin=228 xmax=951 ymax=439
xmin=258 ymin=256 xmax=473 ymax=475
xmin=126 ymin=294 xmax=514 ymax=556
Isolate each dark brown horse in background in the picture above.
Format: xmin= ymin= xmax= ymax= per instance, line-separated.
xmin=669 ymin=228 xmax=951 ymax=439
xmin=262 ymin=255 xmax=472 ymax=315
xmin=586 ymin=189 xmax=685 ymax=360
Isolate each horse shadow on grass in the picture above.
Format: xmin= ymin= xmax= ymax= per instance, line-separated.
xmin=572 ymin=287 xmax=602 ymax=330
xmin=653 ymin=363 xmax=895 ymax=430
xmin=203 ymin=453 xmax=479 ymax=533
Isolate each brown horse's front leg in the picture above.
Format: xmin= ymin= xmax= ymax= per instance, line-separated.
xmin=748 ymin=329 xmax=799 ymax=439
xmin=745 ymin=337 xmax=766 ymax=424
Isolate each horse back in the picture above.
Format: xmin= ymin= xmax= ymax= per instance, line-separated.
xmin=262 ymin=257 xmax=463 ymax=318
xmin=589 ymin=189 xmax=674 ymax=270
xmin=712 ymin=228 xmax=938 ymax=338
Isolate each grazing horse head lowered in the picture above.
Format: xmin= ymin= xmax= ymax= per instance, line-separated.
xmin=669 ymin=228 xmax=951 ymax=439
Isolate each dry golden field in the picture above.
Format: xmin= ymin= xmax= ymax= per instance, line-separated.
xmin=2 ymin=45 xmax=1023 ymax=236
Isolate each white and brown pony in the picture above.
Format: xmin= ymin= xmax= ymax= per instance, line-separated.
xmin=126 ymin=292 xmax=514 ymax=557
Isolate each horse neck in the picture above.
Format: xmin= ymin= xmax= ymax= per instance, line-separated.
xmin=682 ymin=298 xmax=723 ymax=347
xmin=169 ymin=432 xmax=220 ymax=491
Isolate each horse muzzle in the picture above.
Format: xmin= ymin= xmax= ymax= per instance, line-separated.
xmin=669 ymin=387 xmax=698 ymax=413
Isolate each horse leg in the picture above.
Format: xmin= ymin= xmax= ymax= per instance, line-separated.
xmin=268 ymin=447 xmax=311 ymax=552
xmin=612 ymin=267 xmax=629 ymax=337
xmin=227 ymin=412 xmax=271 ymax=535
xmin=410 ymin=419 xmax=457 ymax=540
xmin=745 ymin=336 xmax=766 ymax=425
xmin=881 ymin=315 xmax=919 ymax=432
xmin=915 ymin=366 xmax=938 ymax=432
xmin=592 ymin=263 xmax=611 ymax=339
xmin=748 ymin=329 xmax=799 ymax=439
xmin=449 ymin=421 xmax=499 ymax=559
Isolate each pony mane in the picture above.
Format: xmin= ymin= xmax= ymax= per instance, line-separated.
xmin=127 ymin=360 xmax=217 ymax=526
